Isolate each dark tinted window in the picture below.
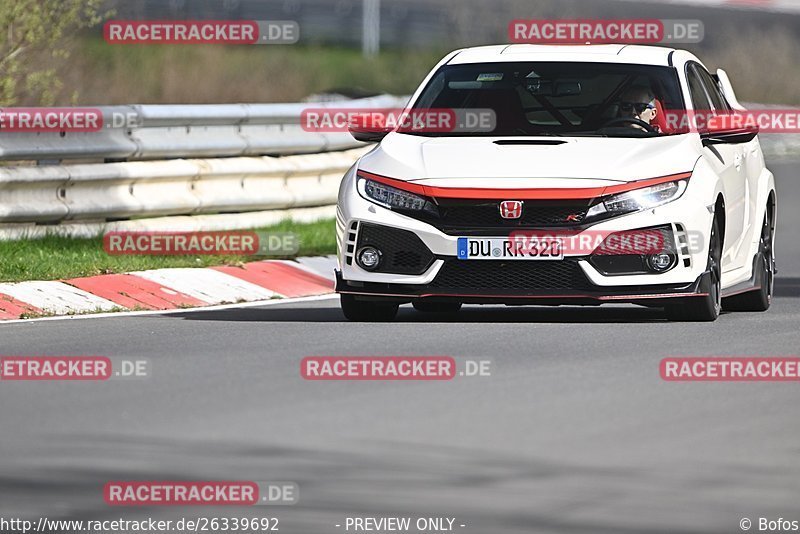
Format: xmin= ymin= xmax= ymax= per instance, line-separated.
xmin=695 ymin=65 xmax=731 ymax=113
xmin=686 ymin=66 xmax=712 ymax=112
xmin=411 ymin=62 xmax=686 ymax=137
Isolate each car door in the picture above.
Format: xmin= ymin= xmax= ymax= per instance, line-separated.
xmin=688 ymin=63 xmax=746 ymax=273
xmin=700 ymin=66 xmax=762 ymax=272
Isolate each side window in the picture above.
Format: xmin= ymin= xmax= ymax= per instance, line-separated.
xmin=696 ymin=66 xmax=731 ymax=114
xmin=686 ymin=66 xmax=711 ymax=113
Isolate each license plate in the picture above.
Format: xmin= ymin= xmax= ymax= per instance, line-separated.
xmin=457 ymin=237 xmax=564 ymax=260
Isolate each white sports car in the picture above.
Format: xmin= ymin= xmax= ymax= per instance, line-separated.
xmin=335 ymin=44 xmax=776 ymax=322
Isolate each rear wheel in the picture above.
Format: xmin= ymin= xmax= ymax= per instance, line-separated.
xmin=412 ymin=300 xmax=462 ymax=314
xmin=340 ymin=294 xmax=399 ymax=322
xmin=665 ymin=216 xmax=722 ymax=322
xmin=723 ymin=209 xmax=775 ymax=312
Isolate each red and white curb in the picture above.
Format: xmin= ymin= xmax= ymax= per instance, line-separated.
xmin=0 ymin=256 xmax=337 ymax=321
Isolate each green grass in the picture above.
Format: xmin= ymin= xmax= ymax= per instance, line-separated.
xmin=0 ymin=218 xmax=336 ymax=283
xmin=55 ymin=39 xmax=448 ymax=106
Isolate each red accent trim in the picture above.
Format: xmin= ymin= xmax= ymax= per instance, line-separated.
xmin=338 ymin=290 xmax=706 ymax=301
xmin=359 ymin=171 xmax=428 ymax=195
xmin=357 ymin=170 xmax=692 ymax=201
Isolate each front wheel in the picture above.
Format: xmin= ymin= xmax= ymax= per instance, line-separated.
xmin=340 ymin=294 xmax=399 ymax=322
xmin=665 ymin=216 xmax=722 ymax=322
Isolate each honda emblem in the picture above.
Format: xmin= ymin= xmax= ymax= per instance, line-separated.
xmin=499 ymin=200 xmax=523 ymax=220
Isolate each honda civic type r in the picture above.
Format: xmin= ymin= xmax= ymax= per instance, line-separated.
xmin=335 ymin=44 xmax=777 ymax=322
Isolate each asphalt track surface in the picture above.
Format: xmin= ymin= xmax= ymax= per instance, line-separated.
xmin=1 ymin=158 xmax=799 ymax=534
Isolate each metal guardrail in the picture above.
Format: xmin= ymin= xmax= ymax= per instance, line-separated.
xmin=0 ymin=147 xmax=369 ymax=227
xmin=0 ymin=94 xmax=407 ymax=162
xmin=0 ymin=95 xmax=410 ymax=234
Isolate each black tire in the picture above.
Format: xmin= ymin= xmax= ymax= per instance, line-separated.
xmin=340 ymin=294 xmax=399 ymax=322
xmin=665 ymin=216 xmax=722 ymax=322
xmin=723 ymin=210 xmax=775 ymax=312
xmin=412 ymin=300 xmax=463 ymax=313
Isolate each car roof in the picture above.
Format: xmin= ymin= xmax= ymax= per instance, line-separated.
xmin=447 ymin=44 xmax=678 ymax=66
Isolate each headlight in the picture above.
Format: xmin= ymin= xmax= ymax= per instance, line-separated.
xmin=586 ymin=179 xmax=689 ymax=219
xmin=357 ymin=177 xmax=437 ymax=213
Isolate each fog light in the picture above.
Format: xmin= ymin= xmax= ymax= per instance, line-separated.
xmin=647 ymin=253 xmax=675 ymax=272
xmin=357 ymin=247 xmax=382 ymax=271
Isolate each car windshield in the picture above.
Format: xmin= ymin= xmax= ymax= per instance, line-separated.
xmin=410 ymin=61 xmax=687 ymax=137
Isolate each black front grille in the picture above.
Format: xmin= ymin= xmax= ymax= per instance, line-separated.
xmin=400 ymin=201 xmax=591 ymax=235
xmin=444 ymin=204 xmax=588 ymax=227
xmin=356 ymin=223 xmax=435 ymax=275
xmin=429 ymin=259 xmax=593 ymax=292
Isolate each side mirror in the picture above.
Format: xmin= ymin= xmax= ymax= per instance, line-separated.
xmin=701 ymin=114 xmax=759 ymax=146
xmin=348 ymin=124 xmax=391 ymax=143
xmin=346 ymin=109 xmax=397 ymax=142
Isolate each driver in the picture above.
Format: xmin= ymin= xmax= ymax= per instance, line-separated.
xmin=617 ymin=85 xmax=659 ymax=132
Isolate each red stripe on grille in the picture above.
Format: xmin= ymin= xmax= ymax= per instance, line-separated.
xmin=357 ymin=170 xmax=692 ymax=200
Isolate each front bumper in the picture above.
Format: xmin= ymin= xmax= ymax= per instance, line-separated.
xmin=336 ymin=167 xmax=714 ymax=305
xmin=336 ymin=268 xmax=712 ymax=307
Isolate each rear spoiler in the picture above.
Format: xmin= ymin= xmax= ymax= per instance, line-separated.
xmin=712 ymin=69 xmax=746 ymax=111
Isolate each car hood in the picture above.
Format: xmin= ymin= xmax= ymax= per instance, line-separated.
xmin=359 ymin=133 xmax=699 ymax=189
